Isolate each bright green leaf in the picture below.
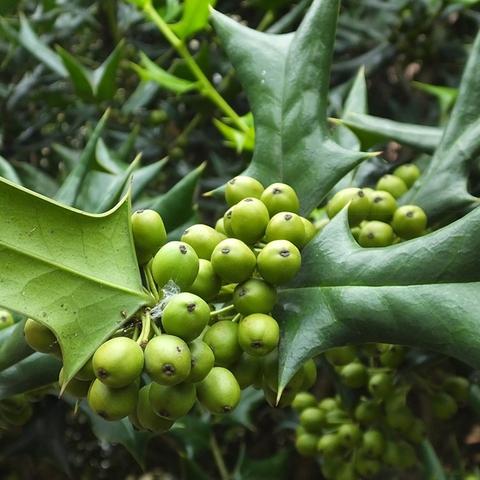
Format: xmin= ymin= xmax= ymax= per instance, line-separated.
xmin=93 ymin=40 xmax=125 ymax=101
xmin=0 ymin=177 xmax=151 ymax=383
xmin=170 ymin=0 xmax=215 ymax=40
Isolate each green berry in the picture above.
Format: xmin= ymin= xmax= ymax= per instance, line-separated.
xmin=292 ymin=392 xmax=317 ymax=412
xmin=0 ymin=310 xmax=14 ymax=330
xmin=136 ymin=385 xmax=174 ymax=432
xmin=358 ymin=221 xmax=394 ymax=247
xmin=300 ymin=407 xmax=326 ymax=434
xmin=385 ymin=405 xmax=414 ymax=432
xmin=354 ymin=399 xmax=381 ymax=424
xmin=144 ymin=335 xmax=191 ymax=385
xmin=230 ymin=353 xmax=262 ymax=389
xmin=233 ymin=278 xmax=277 ymax=316
xmin=335 ymin=464 xmax=356 ymax=480
xmin=362 ymin=430 xmax=384 ymax=458
xmin=443 ymin=376 xmax=469 ymax=403
xmin=431 ymin=392 xmax=458 ymax=420
xmin=131 ymin=209 xmax=167 ymax=264
xmin=295 ymin=433 xmax=319 ymax=456
xmin=58 ymin=368 xmax=90 ymax=398
xmin=75 ymin=358 xmax=95 ymax=381
xmin=152 ymin=241 xmax=199 ymax=290
xmin=350 ymin=226 xmax=361 ymax=241
xmin=380 ymin=345 xmax=405 ymax=368
xmin=396 ymin=441 xmax=417 ymax=468
xmin=257 ymin=240 xmax=301 ymax=285
xmin=186 ymin=340 xmax=215 ymax=383
xmin=197 ymin=366 xmax=241 ymax=414
xmin=215 ymin=218 xmax=226 ymax=235
xmin=368 ymin=371 xmax=394 ymax=399
xmin=223 ymin=208 xmax=235 ymax=237
xmin=261 ymin=183 xmax=300 ymax=216
xmin=339 ymin=362 xmax=368 ymax=388
xmin=93 ymin=337 xmax=144 ymax=388
xmin=225 ymin=175 xmax=264 ymax=206
xmin=238 ymin=313 xmax=279 ymax=356
xmin=301 ymin=359 xmax=317 ymax=390
xmin=162 ymin=292 xmax=210 ymax=342
xmin=186 ymin=259 xmax=221 ymax=301
xmin=263 ymin=350 xmax=305 ymax=394
xmin=324 ymin=346 xmax=357 ymax=366
xmin=382 ymin=441 xmax=401 ymax=467
xmin=393 ymin=163 xmax=420 ymax=188
xmin=181 ymin=224 xmax=225 ymax=259
xmin=317 ymin=433 xmax=343 ymax=457
xmin=203 ymin=320 xmax=242 ymax=367
xmin=265 ymin=212 xmax=306 ymax=247
xmin=211 ymin=238 xmax=257 ymax=284
xmin=405 ymin=418 xmax=426 ymax=444
xmin=327 ymin=188 xmax=371 ymax=225
xmin=300 ymin=217 xmax=317 ymax=246
xmin=368 ymin=190 xmax=397 ymax=222
xmin=230 ymin=197 xmax=270 ymax=244
xmin=337 ymin=423 xmax=361 ymax=448
xmin=376 ymin=174 xmax=408 ymax=198
xmin=24 ymin=318 xmax=59 ymax=354
xmin=391 ymin=205 xmax=427 ymax=239
xmin=87 ymin=379 xmax=138 ymax=421
xmin=355 ymin=457 xmax=381 ymax=477
xmin=318 ymin=397 xmax=339 ymax=412
xmin=149 ymin=382 xmax=196 ymax=419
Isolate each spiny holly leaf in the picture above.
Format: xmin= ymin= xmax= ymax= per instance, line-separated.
xmin=0 ymin=177 xmax=151 ymax=384
xmin=211 ymin=0 xmax=372 ymax=215
xmin=276 ymin=205 xmax=480 ymax=392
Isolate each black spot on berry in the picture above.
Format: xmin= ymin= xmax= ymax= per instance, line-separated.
xmin=406 ymin=211 xmax=414 ymax=218
xmin=284 ymin=214 xmax=292 ymax=221
xmin=179 ymin=245 xmax=187 ymax=254
xmin=279 ymin=249 xmax=290 ymax=257
xmin=222 ymin=247 xmax=230 ymax=254
xmin=187 ymin=303 xmax=196 ymax=313
xmin=162 ymin=364 xmax=175 ymax=376
xmin=273 ymin=188 xmax=282 ymax=194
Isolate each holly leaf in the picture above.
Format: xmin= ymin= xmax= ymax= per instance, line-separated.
xmin=211 ymin=0 xmax=372 ymax=215
xmin=275 ymin=205 xmax=480 ymax=391
xmin=0 ymin=177 xmax=151 ymax=384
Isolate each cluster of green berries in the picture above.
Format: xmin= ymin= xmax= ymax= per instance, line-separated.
xmin=321 ymin=163 xmax=428 ymax=247
xmin=22 ymin=176 xmax=315 ymax=432
xmin=292 ymin=343 xmax=470 ymax=479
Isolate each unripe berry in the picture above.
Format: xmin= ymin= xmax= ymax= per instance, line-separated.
xmin=367 ymin=190 xmax=397 ymax=222
xmin=431 ymin=392 xmax=458 ymax=420
xmin=261 ymin=183 xmax=300 ymax=215
xmin=324 ymin=346 xmax=356 ymax=366
xmin=354 ymin=399 xmax=381 ymax=424
xmin=358 ymin=221 xmax=394 ymax=247
xmin=238 ymin=313 xmax=279 ymax=356
xmin=257 ymin=240 xmax=301 ymax=285
xmin=225 ymin=175 xmax=264 ymax=206
xmin=186 ymin=259 xmax=221 ymax=301
xmin=149 ymin=382 xmax=196 ymax=419
xmin=136 ymin=385 xmax=174 ymax=432
xmin=300 ymin=217 xmax=317 ymax=246
xmin=362 ymin=430 xmax=385 ymax=458
xmin=292 ymin=392 xmax=317 ymax=412
xmin=380 ymin=344 xmax=405 ymax=368
xmin=87 ymin=379 xmax=138 ymax=421
xmin=393 ymin=163 xmax=420 ymax=188
xmin=152 ymin=241 xmax=199 ymax=289
xmin=443 ymin=376 xmax=469 ymax=404
xmin=262 ymin=350 xmax=304 ymax=394
xmin=92 ymin=337 xmax=144 ymax=388
xmin=24 ymin=318 xmax=59 ymax=354
xmin=197 ymin=367 xmax=241 ymax=414
xmin=368 ymin=371 xmax=395 ymax=399
xmin=295 ymin=433 xmax=319 ymax=456
xmin=391 ymin=205 xmax=427 ymax=239
xmin=131 ymin=209 xmax=167 ymax=264
xmin=58 ymin=368 xmax=90 ymax=398
xmin=230 ymin=353 xmax=262 ymax=389
xmin=0 ymin=310 xmax=14 ymax=330
xmin=211 ymin=238 xmax=256 ymax=284
xmin=301 ymin=359 xmax=318 ymax=390
xmin=327 ymin=188 xmax=371 ymax=225
xmin=144 ymin=335 xmax=191 ymax=385
xmin=355 ymin=457 xmax=381 ymax=477
xmin=376 ymin=174 xmax=408 ymax=198
xmin=230 ymin=197 xmax=270 ymax=244
xmin=186 ymin=340 xmax=215 ymax=383
xmin=265 ymin=212 xmax=306 ymax=247
xmin=233 ymin=278 xmax=277 ymax=316
xmin=337 ymin=423 xmax=361 ymax=448
xmin=181 ymin=224 xmax=225 ymax=259
xmin=203 ymin=320 xmax=242 ymax=367
xmin=299 ymin=407 xmax=326 ymax=434
xmin=162 ymin=292 xmax=210 ymax=342
xmin=317 ymin=433 xmax=343 ymax=457
xmin=339 ymin=362 xmax=368 ymax=388
xmin=215 ymin=218 xmax=227 ymax=235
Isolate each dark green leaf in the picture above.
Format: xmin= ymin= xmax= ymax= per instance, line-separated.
xmin=131 ymin=157 xmax=168 ymax=201
xmin=0 ymin=155 xmax=22 ymax=185
xmin=212 ymin=0 xmax=370 ymax=214
xmin=96 ymin=138 xmax=128 ymax=174
xmin=420 ymin=440 xmax=448 ymax=480
xmin=276 ymin=206 xmax=480 ymax=390
xmin=0 ymin=319 xmax=33 ymax=372
xmin=55 ymin=110 xmax=109 ymax=207
xmin=15 ymin=163 xmax=59 ymax=197
xmin=0 ymin=353 xmax=61 ymax=401
xmin=56 ymin=46 xmax=95 ymax=101
xmin=93 ymin=40 xmax=125 ymax=101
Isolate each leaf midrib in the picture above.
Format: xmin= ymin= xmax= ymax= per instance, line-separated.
xmin=1 ymin=239 xmax=149 ymax=300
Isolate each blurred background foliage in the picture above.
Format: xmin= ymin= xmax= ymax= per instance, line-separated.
xmin=1 ymin=0 xmax=480 ymax=478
